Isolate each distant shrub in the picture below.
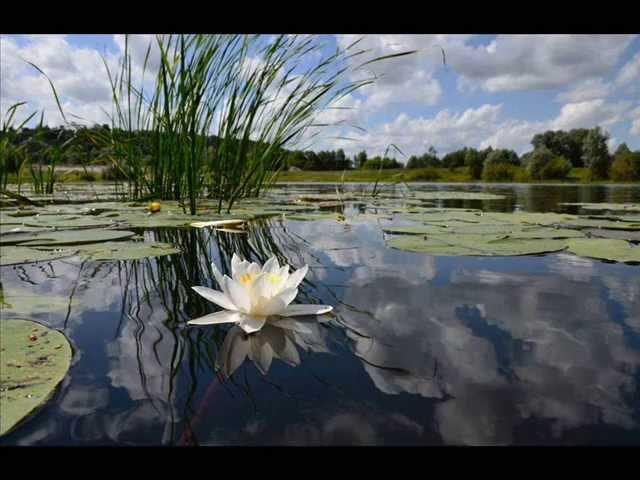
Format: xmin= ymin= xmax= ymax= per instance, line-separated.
xmin=482 ymin=163 xmax=519 ymax=182
xmin=403 ymin=168 xmax=441 ymax=181
xmin=540 ymin=156 xmax=572 ymax=180
xmin=464 ymin=149 xmax=483 ymax=179
xmin=525 ymin=147 xmax=554 ymax=179
xmin=609 ymin=152 xmax=640 ymax=181
xmin=582 ymin=126 xmax=611 ymax=179
xmin=514 ymin=168 xmax=531 ymax=182
xmin=525 ymin=147 xmax=572 ymax=180
xmin=362 ymin=157 xmax=403 ymax=170
xmin=484 ymin=149 xmax=520 ymax=167
xmin=579 ymin=168 xmax=595 ymax=183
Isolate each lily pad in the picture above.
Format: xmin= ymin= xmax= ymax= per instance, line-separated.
xmin=557 ymin=218 xmax=640 ymax=231
xmin=560 ymin=202 xmax=640 ymax=212
xmin=581 ymin=228 xmax=640 ymax=242
xmin=22 ymin=215 xmax=118 ymax=229
xmin=11 ymin=229 xmax=136 ymax=247
xmin=112 ymin=212 xmax=199 ymax=228
xmin=382 ymin=224 xmax=585 ymax=239
xmin=285 ymin=212 xmax=346 ymax=222
xmin=0 ymin=319 xmax=73 ymax=436
xmin=386 ymin=234 xmax=567 ymax=256
xmin=410 ymin=191 xmax=506 ymax=200
xmin=482 ymin=212 xmax=578 ymax=226
xmin=0 ymin=246 xmax=78 ymax=266
xmin=0 ymin=223 xmax=46 ymax=236
xmin=73 ymin=241 xmax=181 ymax=261
xmin=565 ymin=238 xmax=640 ymax=263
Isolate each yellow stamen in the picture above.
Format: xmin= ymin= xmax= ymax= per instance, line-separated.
xmin=239 ymin=273 xmax=255 ymax=286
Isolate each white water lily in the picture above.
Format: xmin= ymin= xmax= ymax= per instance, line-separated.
xmin=189 ymin=253 xmax=332 ymax=333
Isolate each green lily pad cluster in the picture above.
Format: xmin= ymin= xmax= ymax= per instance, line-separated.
xmin=560 ymin=202 xmax=640 ymax=213
xmin=0 ymin=319 xmax=73 ymax=436
xmin=3 ymin=190 xmax=640 ymax=264
xmin=383 ymin=207 xmax=640 ymax=263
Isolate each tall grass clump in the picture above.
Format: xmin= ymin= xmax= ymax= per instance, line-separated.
xmin=0 ymin=102 xmax=37 ymax=192
xmin=22 ymin=113 xmax=77 ymax=194
xmin=90 ymin=34 xmax=413 ymax=214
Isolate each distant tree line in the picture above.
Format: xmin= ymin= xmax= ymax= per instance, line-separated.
xmin=2 ymin=124 xmax=639 ymax=181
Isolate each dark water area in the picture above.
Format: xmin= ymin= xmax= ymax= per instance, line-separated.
xmin=1 ymin=183 xmax=640 ymax=445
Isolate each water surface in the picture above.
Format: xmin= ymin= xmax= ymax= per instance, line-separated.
xmin=1 ymin=183 xmax=639 ymax=445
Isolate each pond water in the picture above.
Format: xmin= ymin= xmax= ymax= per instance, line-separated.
xmin=1 ymin=183 xmax=640 ymax=445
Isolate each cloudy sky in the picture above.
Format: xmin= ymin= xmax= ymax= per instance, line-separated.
xmin=1 ymin=34 xmax=639 ymax=159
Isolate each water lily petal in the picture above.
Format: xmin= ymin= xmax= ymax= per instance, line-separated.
xmin=223 ymin=276 xmax=252 ymax=313
xmin=188 ymin=310 xmax=242 ymax=325
xmin=191 ymin=286 xmax=237 ymax=311
xmin=262 ymin=256 xmax=280 ymax=274
xmin=278 ymin=265 xmax=290 ymax=287
xmin=275 ymin=287 xmax=298 ymax=307
xmin=238 ymin=314 xmax=267 ymax=334
xmin=218 ymin=326 xmax=250 ymax=377
xmin=231 ymin=253 xmax=249 ymax=280
xmin=285 ymin=264 xmax=308 ymax=290
xmin=258 ymin=289 xmax=296 ymax=315
xmin=249 ymin=334 xmax=274 ymax=374
xmin=248 ymin=262 xmax=261 ymax=277
xmin=257 ymin=294 xmax=289 ymax=316
xmin=279 ymin=304 xmax=333 ymax=317
xmin=251 ymin=272 xmax=273 ymax=301
xmin=210 ymin=261 xmax=225 ymax=290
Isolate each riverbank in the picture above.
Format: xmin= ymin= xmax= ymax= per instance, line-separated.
xmin=5 ymin=166 xmax=640 ymax=185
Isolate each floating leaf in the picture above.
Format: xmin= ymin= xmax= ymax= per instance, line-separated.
xmin=558 ymin=218 xmax=640 ymax=231
xmin=386 ymin=234 xmax=567 ymax=256
xmin=12 ymin=229 xmax=136 ymax=247
xmin=0 ymin=246 xmax=78 ymax=266
xmin=560 ymin=202 xmax=640 ymax=212
xmin=0 ymin=223 xmax=45 ymax=236
xmin=0 ymin=319 xmax=73 ymax=436
xmin=382 ymin=224 xmax=584 ymax=239
xmin=72 ymin=241 xmax=181 ymax=261
xmin=410 ymin=191 xmax=506 ymax=200
xmin=285 ymin=212 xmax=345 ymax=222
xmin=482 ymin=212 xmax=578 ymax=226
xmin=23 ymin=214 xmax=118 ymax=229
xmin=112 ymin=212 xmax=199 ymax=228
xmin=581 ymin=228 xmax=640 ymax=242
xmin=565 ymin=238 xmax=640 ymax=263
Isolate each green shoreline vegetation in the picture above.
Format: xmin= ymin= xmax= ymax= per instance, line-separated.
xmin=3 ymin=166 xmax=638 ymax=186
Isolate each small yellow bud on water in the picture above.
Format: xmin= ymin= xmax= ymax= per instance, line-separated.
xmin=149 ymin=202 xmax=161 ymax=213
